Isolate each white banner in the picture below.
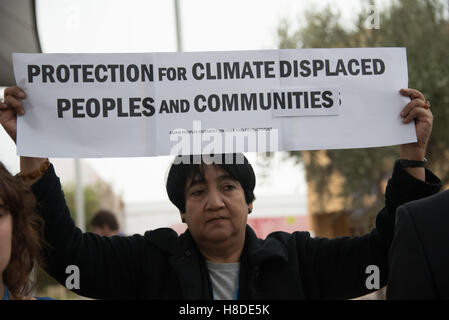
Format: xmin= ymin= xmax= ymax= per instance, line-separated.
xmin=12 ymin=48 xmax=415 ymax=158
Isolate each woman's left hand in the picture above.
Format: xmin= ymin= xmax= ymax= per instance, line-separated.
xmin=399 ymin=88 xmax=433 ymax=160
xmin=398 ymin=88 xmax=433 ymax=181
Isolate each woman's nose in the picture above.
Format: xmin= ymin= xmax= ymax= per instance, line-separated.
xmin=205 ymin=188 xmax=225 ymax=210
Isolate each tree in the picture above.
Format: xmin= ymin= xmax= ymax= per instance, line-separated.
xmin=277 ymin=0 xmax=449 ymax=233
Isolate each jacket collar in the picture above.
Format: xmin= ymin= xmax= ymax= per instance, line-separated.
xmin=145 ymin=225 xmax=289 ymax=265
xmin=179 ymin=225 xmax=289 ymax=266
xmin=243 ymin=225 xmax=289 ymax=265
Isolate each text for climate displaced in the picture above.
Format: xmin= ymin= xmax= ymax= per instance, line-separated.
xmin=26 ymin=58 xmax=385 ymax=119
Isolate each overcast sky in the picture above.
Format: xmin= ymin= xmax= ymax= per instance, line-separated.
xmin=0 ymin=0 xmax=392 ymax=203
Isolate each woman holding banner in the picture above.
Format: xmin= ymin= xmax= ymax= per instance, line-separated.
xmin=0 ymin=85 xmax=441 ymax=300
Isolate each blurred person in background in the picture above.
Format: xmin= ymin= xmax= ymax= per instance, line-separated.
xmin=0 ymin=161 xmax=50 ymax=300
xmin=90 ymin=209 xmax=123 ymax=237
xmin=0 ymin=85 xmax=441 ymax=299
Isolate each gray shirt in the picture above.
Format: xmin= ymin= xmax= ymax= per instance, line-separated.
xmin=206 ymin=261 xmax=240 ymax=300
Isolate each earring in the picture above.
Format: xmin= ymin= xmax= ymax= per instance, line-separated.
xmin=248 ymin=208 xmax=252 ymax=214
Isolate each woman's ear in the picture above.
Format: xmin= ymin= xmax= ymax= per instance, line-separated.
xmin=248 ymin=203 xmax=253 ymax=214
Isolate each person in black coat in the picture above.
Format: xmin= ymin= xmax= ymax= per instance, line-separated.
xmin=0 ymin=86 xmax=440 ymax=299
xmin=387 ymin=189 xmax=449 ymax=300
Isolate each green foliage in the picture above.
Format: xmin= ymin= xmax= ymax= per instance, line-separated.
xmin=277 ymin=0 xmax=449 ymax=231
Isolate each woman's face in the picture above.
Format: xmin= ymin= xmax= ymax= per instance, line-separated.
xmin=182 ymin=165 xmax=251 ymax=244
xmin=0 ymin=198 xmax=13 ymax=275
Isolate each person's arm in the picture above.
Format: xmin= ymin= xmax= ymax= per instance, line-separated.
xmin=1 ymin=87 xmax=148 ymax=299
xmin=32 ymin=164 xmax=149 ymax=299
xmin=298 ymin=88 xmax=438 ymax=299
xmin=300 ymin=161 xmax=441 ymax=299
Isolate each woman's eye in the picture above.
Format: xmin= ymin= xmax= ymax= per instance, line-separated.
xmin=191 ymin=190 xmax=204 ymax=196
xmin=224 ymin=184 xmax=236 ymax=190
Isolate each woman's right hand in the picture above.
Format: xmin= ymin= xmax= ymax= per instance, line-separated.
xmin=1 ymin=86 xmax=47 ymax=177
xmin=0 ymin=86 xmax=26 ymax=144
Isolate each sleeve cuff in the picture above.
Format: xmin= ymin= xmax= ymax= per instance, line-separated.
xmin=31 ymin=163 xmax=60 ymax=201
xmin=386 ymin=160 xmax=441 ymax=209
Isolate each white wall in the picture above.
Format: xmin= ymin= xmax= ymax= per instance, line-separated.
xmin=125 ymin=192 xmax=307 ymax=235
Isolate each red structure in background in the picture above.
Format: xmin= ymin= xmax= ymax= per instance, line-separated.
xmin=247 ymin=216 xmax=309 ymax=238
xmin=170 ymin=215 xmax=309 ymax=239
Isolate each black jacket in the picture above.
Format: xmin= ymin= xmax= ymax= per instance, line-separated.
xmin=32 ymin=162 xmax=440 ymax=299
xmin=387 ymin=189 xmax=449 ymax=300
